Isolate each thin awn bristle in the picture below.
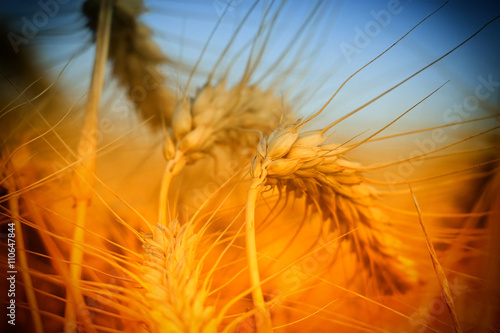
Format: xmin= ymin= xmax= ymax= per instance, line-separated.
xmin=299 ymin=1 xmax=449 ymax=130
xmin=319 ymin=12 xmax=499 ymax=135
xmin=410 ymin=187 xmax=463 ymax=333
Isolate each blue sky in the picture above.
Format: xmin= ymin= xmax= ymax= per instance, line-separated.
xmin=1 ymin=0 xmax=499 ymax=134
xmin=142 ymin=0 xmax=500 ymax=131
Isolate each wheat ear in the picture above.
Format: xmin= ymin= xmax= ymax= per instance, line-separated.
xmin=66 ymin=1 xmax=112 ymax=331
xmin=141 ymin=220 xmax=219 ymax=332
xmin=249 ymin=122 xmax=417 ymax=294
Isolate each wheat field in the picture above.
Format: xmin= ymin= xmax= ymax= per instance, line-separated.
xmin=0 ymin=0 xmax=499 ymax=332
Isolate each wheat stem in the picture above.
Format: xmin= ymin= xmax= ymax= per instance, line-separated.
xmin=158 ymin=151 xmax=186 ymax=226
xmin=158 ymin=165 xmax=173 ymax=226
xmin=245 ymin=177 xmax=273 ymax=332
xmin=66 ymin=0 xmax=112 ymax=331
xmin=66 ymin=202 xmax=96 ymax=332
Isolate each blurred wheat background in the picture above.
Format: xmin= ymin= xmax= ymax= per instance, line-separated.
xmin=0 ymin=0 xmax=499 ymax=332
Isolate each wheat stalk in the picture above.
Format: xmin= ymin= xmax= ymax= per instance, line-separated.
xmin=244 ymin=178 xmax=274 ymax=332
xmin=66 ymin=1 xmax=113 ymax=331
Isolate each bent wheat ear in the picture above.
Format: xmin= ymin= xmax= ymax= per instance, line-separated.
xmin=83 ymin=0 xmax=176 ymax=128
xmin=250 ymin=125 xmax=418 ymax=294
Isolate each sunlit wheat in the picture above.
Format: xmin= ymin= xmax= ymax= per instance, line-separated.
xmin=0 ymin=0 xmax=499 ymax=332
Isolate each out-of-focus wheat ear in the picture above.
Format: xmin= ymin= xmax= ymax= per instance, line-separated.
xmin=2 ymin=154 xmax=43 ymax=333
xmin=82 ymin=0 xmax=176 ymax=129
xmin=66 ymin=1 xmax=112 ymax=331
xmin=410 ymin=187 xmax=463 ymax=333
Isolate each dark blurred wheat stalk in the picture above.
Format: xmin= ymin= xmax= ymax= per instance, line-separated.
xmin=1 ymin=0 xmax=499 ymax=332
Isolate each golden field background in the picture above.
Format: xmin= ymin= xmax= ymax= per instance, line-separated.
xmin=0 ymin=1 xmax=499 ymax=332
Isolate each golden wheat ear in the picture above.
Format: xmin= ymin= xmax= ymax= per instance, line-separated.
xmin=82 ymin=0 xmax=176 ymax=129
xmin=250 ymin=125 xmax=418 ymax=292
xmin=140 ymin=219 xmax=220 ymax=332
